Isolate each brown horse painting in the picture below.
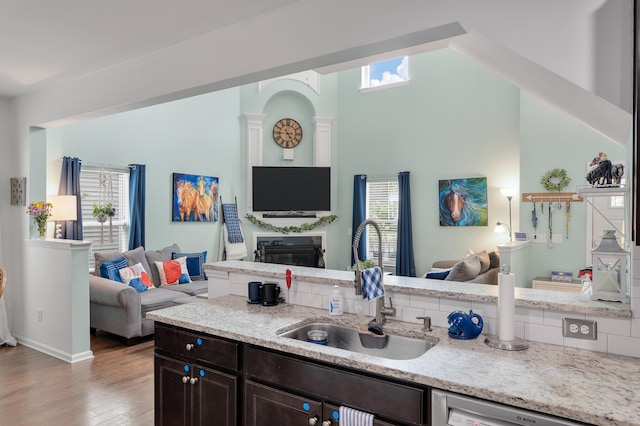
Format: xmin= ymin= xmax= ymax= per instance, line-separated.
xmin=176 ymin=181 xmax=198 ymax=221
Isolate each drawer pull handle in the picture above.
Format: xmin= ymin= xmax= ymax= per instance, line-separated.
xmin=181 ymin=376 xmax=189 ymax=384
xmin=185 ymin=343 xmax=194 ymax=351
xmin=189 ymin=377 xmax=198 ymax=385
xmin=308 ymin=416 xmax=319 ymax=425
xmin=322 ymin=421 xmax=332 ymax=426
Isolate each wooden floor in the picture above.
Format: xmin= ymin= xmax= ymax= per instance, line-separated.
xmin=0 ymin=333 xmax=155 ymax=426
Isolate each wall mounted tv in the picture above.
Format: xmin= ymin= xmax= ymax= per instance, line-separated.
xmin=252 ymin=166 xmax=331 ymax=213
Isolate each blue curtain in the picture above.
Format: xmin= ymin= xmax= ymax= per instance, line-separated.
xmin=396 ymin=171 xmax=416 ymax=277
xmin=57 ymin=156 xmax=83 ymax=240
xmin=351 ymin=174 xmax=367 ymax=266
xmin=128 ymin=164 xmax=146 ymax=249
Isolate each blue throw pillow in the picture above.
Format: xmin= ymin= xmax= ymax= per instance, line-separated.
xmin=426 ymin=270 xmax=451 ymax=280
xmin=128 ymin=278 xmax=149 ymax=293
xmin=172 ymin=251 xmax=207 ymax=281
xmin=99 ymin=256 xmax=128 ymax=282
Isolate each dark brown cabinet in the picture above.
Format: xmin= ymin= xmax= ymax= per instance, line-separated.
xmin=154 ymin=324 xmax=239 ymax=426
xmin=154 ymin=324 xmax=429 ymax=425
xmin=245 ymin=381 xmax=402 ymax=426
xmin=244 ymin=346 xmax=427 ymax=425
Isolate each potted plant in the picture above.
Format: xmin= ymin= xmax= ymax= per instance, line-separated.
xmin=92 ymin=203 xmax=113 ymax=223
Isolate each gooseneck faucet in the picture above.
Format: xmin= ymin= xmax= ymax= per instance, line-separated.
xmin=352 ymin=219 xmax=396 ymax=326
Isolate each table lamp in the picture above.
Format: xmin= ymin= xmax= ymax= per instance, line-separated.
xmin=47 ymin=195 xmax=78 ymax=239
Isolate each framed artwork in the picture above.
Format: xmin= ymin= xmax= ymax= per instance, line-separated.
xmin=172 ymin=173 xmax=219 ymax=222
xmin=439 ymin=177 xmax=487 ymax=226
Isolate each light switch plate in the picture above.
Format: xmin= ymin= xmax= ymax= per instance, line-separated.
xmin=10 ymin=177 xmax=26 ymax=206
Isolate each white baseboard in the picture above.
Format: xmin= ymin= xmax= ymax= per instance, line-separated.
xmin=13 ymin=335 xmax=94 ymax=363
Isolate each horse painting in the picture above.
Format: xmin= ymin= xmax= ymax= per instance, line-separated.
xmin=196 ymin=177 xmax=214 ymax=221
xmin=439 ymin=178 xmax=488 ymax=226
xmin=176 ymin=181 xmax=198 ymax=221
xmin=172 ymin=173 xmax=219 ymax=222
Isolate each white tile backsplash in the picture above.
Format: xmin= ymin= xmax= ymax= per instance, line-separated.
xmin=219 ymin=268 xmax=640 ymax=358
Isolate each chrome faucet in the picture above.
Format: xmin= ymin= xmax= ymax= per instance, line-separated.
xmin=352 ymin=219 xmax=396 ymax=326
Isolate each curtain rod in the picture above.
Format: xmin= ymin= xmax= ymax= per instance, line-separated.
xmin=69 ymin=160 xmax=133 ymax=172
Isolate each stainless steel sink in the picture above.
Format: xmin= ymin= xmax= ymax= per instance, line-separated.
xmin=277 ymin=322 xmax=437 ymax=360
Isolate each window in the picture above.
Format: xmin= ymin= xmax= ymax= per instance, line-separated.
xmin=366 ymin=179 xmax=398 ymax=271
xmin=361 ymin=56 xmax=409 ymax=90
xmin=80 ymin=167 xmax=130 ymax=271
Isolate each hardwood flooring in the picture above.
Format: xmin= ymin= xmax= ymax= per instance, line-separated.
xmin=0 ymin=332 xmax=155 ymax=426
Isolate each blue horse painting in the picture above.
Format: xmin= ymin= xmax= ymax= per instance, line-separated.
xmin=439 ymin=178 xmax=488 ymax=226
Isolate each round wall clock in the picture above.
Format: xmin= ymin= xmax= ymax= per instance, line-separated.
xmin=273 ymin=118 xmax=303 ymax=149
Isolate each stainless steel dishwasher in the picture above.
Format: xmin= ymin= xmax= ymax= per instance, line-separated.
xmin=432 ymin=389 xmax=586 ymax=426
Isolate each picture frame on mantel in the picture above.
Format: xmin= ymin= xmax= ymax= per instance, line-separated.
xmin=172 ymin=172 xmax=219 ymax=222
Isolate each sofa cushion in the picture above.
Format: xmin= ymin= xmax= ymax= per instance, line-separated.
xmin=445 ymin=255 xmax=481 ymax=282
xmin=119 ymin=262 xmax=153 ymax=292
xmin=489 ymin=250 xmax=500 ymax=269
xmin=426 ymin=269 xmax=451 ymax=280
xmin=163 ymin=280 xmax=209 ymax=296
xmin=145 ymin=244 xmax=181 ymax=287
xmin=139 ymin=288 xmax=186 ymax=316
xmin=95 ymin=246 xmax=152 ymax=282
xmin=99 ymin=256 xmax=127 ymax=282
xmin=155 ymin=257 xmax=191 ymax=285
xmin=172 ymin=251 xmax=207 ymax=281
xmin=467 ymin=249 xmax=490 ymax=274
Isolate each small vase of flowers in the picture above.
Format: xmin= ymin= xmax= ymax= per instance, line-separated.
xmin=27 ymin=201 xmax=53 ymax=238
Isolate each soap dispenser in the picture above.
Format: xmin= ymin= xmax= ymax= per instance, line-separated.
xmin=329 ymin=285 xmax=345 ymax=316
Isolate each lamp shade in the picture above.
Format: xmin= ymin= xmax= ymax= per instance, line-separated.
xmin=500 ymin=187 xmax=518 ymax=198
xmin=47 ymin=195 xmax=77 ymax=221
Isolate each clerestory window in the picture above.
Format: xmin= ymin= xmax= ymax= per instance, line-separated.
xmin=361 ymin=56 xmax=409 ymax=90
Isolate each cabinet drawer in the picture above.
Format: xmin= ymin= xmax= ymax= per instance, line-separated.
xmin=155 ymin=324 xmax=239 ymax=371
xmin=245 ymin=347 xmax=425 ymax=425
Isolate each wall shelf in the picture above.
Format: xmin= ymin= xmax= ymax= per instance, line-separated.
xmin=521 ymin=192 xmax=583 ymax=202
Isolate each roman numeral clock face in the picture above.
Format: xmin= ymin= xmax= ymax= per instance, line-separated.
xmin=273 ymin=118 xmax=303 ymax=149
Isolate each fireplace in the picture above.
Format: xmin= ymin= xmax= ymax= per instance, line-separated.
xmin=254 ymin=233 xmax=325 ymax=268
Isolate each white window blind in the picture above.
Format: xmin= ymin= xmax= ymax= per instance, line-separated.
xmin=80 ymin=167 xmax=130 ymax=271
xmin=366 ymin=179 xmax=398 ymax=272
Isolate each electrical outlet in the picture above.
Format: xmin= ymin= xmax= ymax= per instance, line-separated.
xmin=37 ymin=308 xmax=42 ymax=322
xmin=563 ymin=318 xmax=597 ymax=340
xmin=552 ymin=234 xmax=563 ymax=244
xmin=533 ymin=233 xmax=547 ymax=243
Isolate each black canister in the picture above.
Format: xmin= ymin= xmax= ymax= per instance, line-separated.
xmin=262 ymin=282 xmax=280 ymax=306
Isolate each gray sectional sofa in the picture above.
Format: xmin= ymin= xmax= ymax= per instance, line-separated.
xmin=89 ymin=244 xmax=208 ymax=344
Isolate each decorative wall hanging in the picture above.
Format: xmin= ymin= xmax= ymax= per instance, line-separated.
xmin=540 ymin=168 xmax=570 ymax=192
xmin=438 ymin=178 xmax=487 ymax=226
xmin=172 ymin=173 xmax=219 ymax=222
xmin=245 ymin=213 xmax=337 ymax=234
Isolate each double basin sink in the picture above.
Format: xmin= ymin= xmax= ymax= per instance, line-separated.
xmin=277 ymin=321 xmax=438 ymax=360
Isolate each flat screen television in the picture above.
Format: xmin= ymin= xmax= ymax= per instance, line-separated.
xmin=252 ymin=166 xmax=331 ymax=212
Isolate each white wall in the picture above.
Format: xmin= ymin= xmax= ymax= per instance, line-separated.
xmin=5 ymin=0 xmax=634 ymax=350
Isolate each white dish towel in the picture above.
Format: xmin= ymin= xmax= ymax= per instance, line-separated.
xmin=338 ymin=406 xmax=374 ymax=426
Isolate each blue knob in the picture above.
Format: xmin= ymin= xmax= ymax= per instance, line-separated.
xmin=199 ymin=369 xmax=205 ymax=377
xmin=302 ymin=402 xmax=310 ymax=411
xmin=183 ymin=365 xmax=189 ymax=372
xmin=332 ymin=411 xmax=339 ymax=420
xmin=197 ymin=338 xmax=202 ymax=345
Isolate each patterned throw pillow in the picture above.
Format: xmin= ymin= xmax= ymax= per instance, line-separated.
xmin=98 ymin=256 xmax=128 ymax=282
xmin=118 ymin=262 xmax=153 ymax=292
xmin=172 ymin=251 xmax=207 ymax=281
xmin=155 ymin=257 xmax=192 ymax=285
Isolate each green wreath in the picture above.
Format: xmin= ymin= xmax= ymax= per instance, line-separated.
xmin=245 ymin=213 xmax=337 ymax=234
xmin=540 ymin=168 xmax=571 ymax=192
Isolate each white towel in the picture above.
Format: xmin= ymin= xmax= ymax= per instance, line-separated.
xmin=339 ymin=406 xmax=374 ymax=426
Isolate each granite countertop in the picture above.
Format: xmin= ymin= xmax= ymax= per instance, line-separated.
xmin=205 ymin=261 xmax=631 ymax=318
xmin=148 ymin=295 xmax=640 ymax=426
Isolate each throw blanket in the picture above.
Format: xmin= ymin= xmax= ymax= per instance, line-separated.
xmin=339 ymin=406 xmax=374 ymax=426
xmin=222 ymin=203 xmax=243 ymax=243
xmin=361 ymin=266 xmax=384 ymax=300
xmin=223 ymin=225 xmax=247 ymax=260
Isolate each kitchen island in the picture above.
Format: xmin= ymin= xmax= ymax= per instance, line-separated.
xmin=148 ymin=294 xmax=640 ymax=426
